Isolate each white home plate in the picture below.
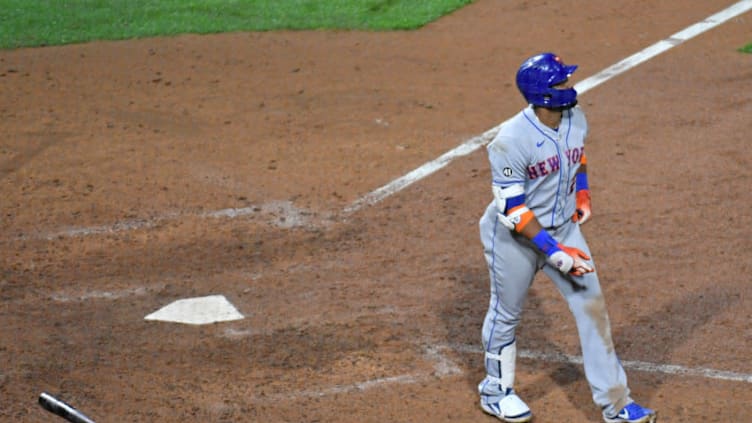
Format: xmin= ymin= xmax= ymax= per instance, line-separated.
xmin=144 ymin=295 xmax=244 ymax=325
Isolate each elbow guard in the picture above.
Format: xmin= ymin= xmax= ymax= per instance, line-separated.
xmin=492 ymin=184 xmax=535 ymax=232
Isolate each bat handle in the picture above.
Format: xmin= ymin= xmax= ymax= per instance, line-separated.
xmin=38 ymin=392 xmax=97 ymax=423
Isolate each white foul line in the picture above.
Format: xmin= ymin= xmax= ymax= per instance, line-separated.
xmin=332 ymin=0 xmax=752 ymax=401
xmin=5 ymin=1 xmax=751 ymax=240
xmin=344 ymin=0 xmax=752 ymax=213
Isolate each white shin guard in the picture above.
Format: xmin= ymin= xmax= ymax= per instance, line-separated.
xmin=485 ymin=340 xmax=517 ymax=392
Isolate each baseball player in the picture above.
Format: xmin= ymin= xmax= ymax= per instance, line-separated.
xmin=477 ymin=53 xmax=657 ymax=423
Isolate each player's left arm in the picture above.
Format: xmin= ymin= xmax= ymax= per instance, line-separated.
xmin=572 ymin=154 xmax=591 ymax=224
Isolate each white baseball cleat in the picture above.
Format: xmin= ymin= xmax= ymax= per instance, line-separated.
xmin=480 ymin=392 xmax=532 ymax=422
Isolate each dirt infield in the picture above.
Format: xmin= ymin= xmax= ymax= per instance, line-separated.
xmin=1 ymin=1 xmax=751 ymax=422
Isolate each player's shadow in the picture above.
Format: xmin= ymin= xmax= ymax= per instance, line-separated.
xmin=440 ymin=270 xmax=738 ymax=419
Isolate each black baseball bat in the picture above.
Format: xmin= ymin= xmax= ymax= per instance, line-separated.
xmin=38 ymin=392 xmax=96 ymax=423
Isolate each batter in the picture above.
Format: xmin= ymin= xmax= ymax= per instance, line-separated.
xmin=477 ymin=53 xmax=657 ymax=423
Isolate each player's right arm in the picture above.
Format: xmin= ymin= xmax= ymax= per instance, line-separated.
xmin=492 ymin=182 xmax=592 ymax=276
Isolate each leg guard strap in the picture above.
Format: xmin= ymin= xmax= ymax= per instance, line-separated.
xmin=485 ymin=340 xmax=517 ymax=392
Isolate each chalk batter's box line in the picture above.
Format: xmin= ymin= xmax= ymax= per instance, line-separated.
xmin=253 ymin=342 xmax=751 ymax=402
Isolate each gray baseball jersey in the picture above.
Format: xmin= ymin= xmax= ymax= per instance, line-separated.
xmin=488 ymin=104 xmax=586 ymax=228
xmin=477 ymin=105 xmax=633 ymax=416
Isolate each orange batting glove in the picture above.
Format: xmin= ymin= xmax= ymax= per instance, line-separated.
xmin=532 ymin=230 xmax=595 ymax=276
xmin=572 ymin=189 xmax=591 ymax=224
xmin=557 ymin=244 xmax=594 ymax=276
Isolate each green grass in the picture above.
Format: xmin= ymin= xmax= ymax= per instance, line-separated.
xmin=0 ymin=0 xmax=473 ymax=50
xmin=740 ymin=43 xmax=752 ymax=53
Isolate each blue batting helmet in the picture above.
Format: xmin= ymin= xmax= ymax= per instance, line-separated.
xmin=516 ymin=53 xmax=578 ymax=108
